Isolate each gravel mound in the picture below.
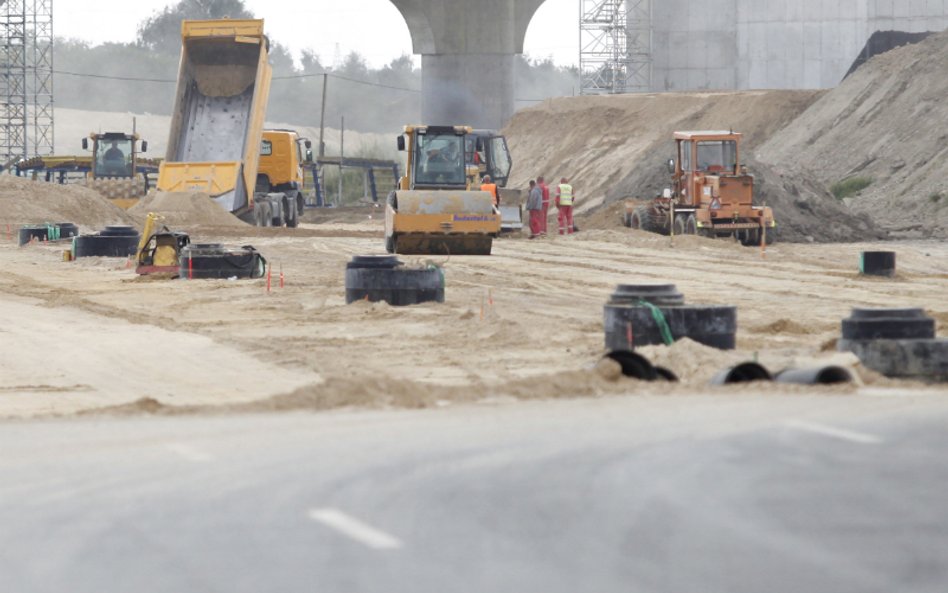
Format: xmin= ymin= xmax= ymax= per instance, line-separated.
xmin=758 ymin=29 xmax=948 ymax=239
xmin=128 ymin=190 xmax=247 ymax=229
xmin=0 ymin=175 xmax=135 ymax=230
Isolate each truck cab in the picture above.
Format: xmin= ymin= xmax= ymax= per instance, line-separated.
xmin=255 ymin=129 xmax=312 ymax=227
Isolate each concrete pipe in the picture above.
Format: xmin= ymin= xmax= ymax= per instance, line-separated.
xmin=841 ymin=308 xmax=935 ymax=341
xmin=179 ymin=245 xmax=267 ymax=279
xmin=608 ymin=284 xmax=685 ymax=307
xmin=345 ymin=255 xmax=444 ymax=306
xmin=73 ymin=227 xmax=141 ymax=258
xmin=775 ymin=366 xmax=853 ymax=385
xmin=17 ymin=225 xmax=50 ymax=246
xmin=604 ymin=304 xmax=737 ymax=350
xmin=710 ymin=362 xmax=773 ymax=385
xmin=860 ymin=251 xmax=896 ymax=276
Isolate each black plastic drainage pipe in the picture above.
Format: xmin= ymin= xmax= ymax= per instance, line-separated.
xmin=710 ymin=362 xmax=773 ymax=385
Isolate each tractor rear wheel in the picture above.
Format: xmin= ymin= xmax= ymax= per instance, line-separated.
xmin=629 ymin=205 xmax=663 ymax=234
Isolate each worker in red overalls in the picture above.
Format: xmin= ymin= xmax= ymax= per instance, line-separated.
xmin=537 ymin=176 xmax=551 ymax=236
xmin=555 ymin=177 xmax=574 ymax=235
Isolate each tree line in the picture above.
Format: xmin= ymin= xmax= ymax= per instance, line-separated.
xmin=54 ymin=0 xmax=578 ymax=133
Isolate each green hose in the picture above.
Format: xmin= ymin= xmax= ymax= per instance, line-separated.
xmin=638 ymin=299 xmax=675 ymax=345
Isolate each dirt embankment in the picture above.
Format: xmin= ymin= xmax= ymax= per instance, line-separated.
xmin=757 ymin=29 xmax=948 ymax=239
xmin=501 ymin=89 xmax=884 ymax=242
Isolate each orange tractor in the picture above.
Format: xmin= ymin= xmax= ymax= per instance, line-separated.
xmin=626 ymin=131 xmax=776 ymax=245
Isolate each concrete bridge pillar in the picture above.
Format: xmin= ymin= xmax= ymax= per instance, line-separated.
xmin=389 ymin=0 xmax=545 ymax=129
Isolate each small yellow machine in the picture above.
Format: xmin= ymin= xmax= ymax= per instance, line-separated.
xmin=135 ymin=213 xmax=190 ymax=275
xmin=385 ymin=125 xmax=501 ymax=255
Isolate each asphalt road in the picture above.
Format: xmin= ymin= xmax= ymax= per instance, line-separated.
xmin=2 ymin=392 xmax=947 ymax=593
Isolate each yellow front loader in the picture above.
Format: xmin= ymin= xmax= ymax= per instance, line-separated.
xmin=385 ymin=125 xmax=501 ymax=255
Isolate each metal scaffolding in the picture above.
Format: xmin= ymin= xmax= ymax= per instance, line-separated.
xmin=579 ymin=0 xmax=651 ymax=95
xmin=1 ymin=0 xmax=53 ymax=166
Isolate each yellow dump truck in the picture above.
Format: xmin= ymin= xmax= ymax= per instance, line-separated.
xmin=156 ymin=18 xmax=281 ymax=226
xmin=385 ymin=125 xmax=501 ymax=255
xmin=254 ymin=129 xmax=313 ymax=227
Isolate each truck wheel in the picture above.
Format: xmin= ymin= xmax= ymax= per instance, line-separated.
xmin=261 ymin=202 xmax=273 ymax=227
xmin=685 ymin=215 xmax=697 ymax=235
xmin=285 ymin=194 xmax=301 ymax=228
xmin=672 ymin=215 xmax=687 ymax=236
xmin=738 ymin=227 xmax=758 ymax=246
xmin=385 ymin=234 xmax=396 ymax=254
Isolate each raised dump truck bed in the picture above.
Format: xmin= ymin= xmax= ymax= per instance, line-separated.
xmin=157 ymin=19 xmax=272 ymax=221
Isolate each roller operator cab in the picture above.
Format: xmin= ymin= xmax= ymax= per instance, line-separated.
xmin=385 ymin=125 xmax=502 ymax=255
xmin=81 ymin=132 xmax=151 ymax=208
xmin=626 ymin=131 xmax=776 ymax=246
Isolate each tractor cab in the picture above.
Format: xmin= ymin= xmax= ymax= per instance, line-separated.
xmin=671 ymin=131 xmax=751 ymax=210
xmin=82 ymin=132 xmax=147 ymax=180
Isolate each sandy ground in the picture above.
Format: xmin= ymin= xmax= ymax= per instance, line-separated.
xmin=1 ymin=213 xmax=945 ymax=420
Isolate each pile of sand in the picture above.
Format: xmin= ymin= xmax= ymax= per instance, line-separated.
xmin=128 ymin=190 xmax=247 ymax=229
xmin=0 ymin=174 xmax=135 ymax=230
xmin=501 ymin=89 xmax=885 ymax=242
xmin=758 ymin=29 xmax=948 ymax=239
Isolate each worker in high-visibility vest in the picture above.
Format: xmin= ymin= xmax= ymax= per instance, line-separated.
xmin=480 ymin=175 xmax=499 ymax=207
xmin=555 ymin=177 xmax=574 ymax=235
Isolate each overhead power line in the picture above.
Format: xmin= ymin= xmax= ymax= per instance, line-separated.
xmin=52 ymin=69 xmax=422 ymax=93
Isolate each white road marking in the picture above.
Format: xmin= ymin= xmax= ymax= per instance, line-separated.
xmin=784 ymin=420 xmax=883 ymax=445
xmin=308 ymin=508 xmax=403 ymax=550
xmin=165 ymin=443 xmax=214 ymax=462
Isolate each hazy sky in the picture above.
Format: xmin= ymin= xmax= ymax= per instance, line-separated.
xmin=56 ymin=0 xmax=579 ymax=67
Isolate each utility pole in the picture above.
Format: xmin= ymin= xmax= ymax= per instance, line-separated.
xmin=338 ymin=116 xmax=344 ymax=207
xmin=318 ymin=73 xmax=328 ymax=157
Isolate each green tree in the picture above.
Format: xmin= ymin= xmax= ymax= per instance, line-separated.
xmin=137 ymin=0 xmax=255 ymax=53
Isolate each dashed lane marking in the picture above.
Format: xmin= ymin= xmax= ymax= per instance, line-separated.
xmin=308 ymin=507 xmax=403 ymax=550
xmin=165 ymin=443 xmax=215 ymax=462
xmin=784 ymin=420 xmax=883 ymax=445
